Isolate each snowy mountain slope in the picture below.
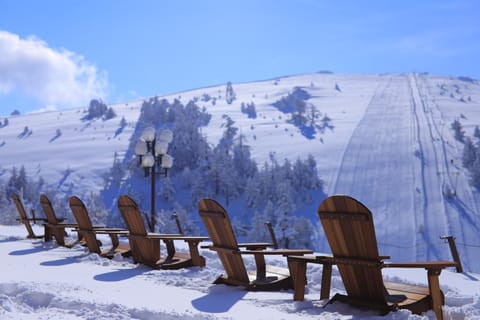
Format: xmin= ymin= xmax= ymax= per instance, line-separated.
xmin=0 ymin=103 xmax=142 ymax=193
xmin=1 ymin=72 xmax=480 ymax=272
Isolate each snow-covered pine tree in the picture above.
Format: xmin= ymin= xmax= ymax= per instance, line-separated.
xmin=463 ymin=137 xmax=477 ymax=169
xmin=452 ymin=119 xmax=465 ymax=142
xmin=274 ymin=182 xmax=296 ymax=248
xmin=474 ymin=126 xmax=480 ymax=139
xmin=247 ymin=209 xmax=270 ymax=243
xmin=290 ymin=217 xmax=314 ymax=249
xmin=225 ymin=81 xmax=236 ymax=104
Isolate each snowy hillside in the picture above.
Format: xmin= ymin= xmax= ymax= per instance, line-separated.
xmin=1 ymin=72 xmax=480 ymax=272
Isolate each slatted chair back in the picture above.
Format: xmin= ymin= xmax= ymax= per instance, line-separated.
xmin=40 ymin=195 xmax=60 ymax=224
xmin=198 ymin=198 xmax=249 ymax=284
xmin=12 ymin=193 xmax=36 ymax=238
xmin=40 ymin=194 xmax=67 ymax=246
xmin=117 ymin=195 xmax=148 ymax=236
xmin=69 ymin=196 xmax=101 ymax=254
xmin=318 ymin=195 xmax=386 ymax=303
xmin=118 ymin=195 xmax=160 ymax=265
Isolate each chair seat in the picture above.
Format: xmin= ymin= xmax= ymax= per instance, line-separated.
xmin=157 ymin=252 xmax=192 ymax=269
xmin=384 ymin=281 xmax=432 ymax=313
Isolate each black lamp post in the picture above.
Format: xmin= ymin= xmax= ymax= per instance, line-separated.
xmin=134 ymin=126 xmax=174 ymax=232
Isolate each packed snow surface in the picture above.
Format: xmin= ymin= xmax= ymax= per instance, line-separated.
xmin=1 ymin=225 xmax=479 ymax=319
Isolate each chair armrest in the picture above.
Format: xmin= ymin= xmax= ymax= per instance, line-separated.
xmin=17 ymin=217 xmax=48 ymax=222
xmin=288 ymin=255 xmax=334 ymax=263
xmin=239 ymin=249 xmax=313 ymax=256
xmin=151 ymin=235 xmax=209 ymax=242
xmin=143 ymin=233 xmax=183 ymax=239
xmin=384 ymin=261 xmax=458 ymax=270
xmin=45 ymin=223 xmax=78 ymax=228
xmin=287 ymin=254 xmax=334 ymax=301
xmin=93 ymin=229 xmax=129 ymax=235
xmin=385 ymin=260 xmax=457 ymax=319
xmin=237 ymin=242 xmax=275 ymax=249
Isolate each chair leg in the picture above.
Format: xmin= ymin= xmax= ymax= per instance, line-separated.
xmin=44 ymin=225 xmax=52 ymax=242
xmin=187 ymin=241 xmax=205 ymax=267
xmin=320 ymin=263 xmax=332 ymax=300
xmin=288 ymin=260 xmax=307 ymax=301
xmin=427 ymin=269 xmax=444 ymax=320
xmin=109 ymin=233 xmax=119 ymax=248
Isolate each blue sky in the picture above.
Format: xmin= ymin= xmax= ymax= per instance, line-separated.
xmin=0 ymin=0 xmax=479 ymax=115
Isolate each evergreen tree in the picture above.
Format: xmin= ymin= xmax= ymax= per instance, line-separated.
xmin=159 ymin=177 xmax=176 ymax=202
xmin=225 ymin=81 xmax=236 ymax=104
xmin=307 ymin=105 xmax=320 ymax=127
xmin=106 ymin=152 xmax=125 ymax=189
xmin=290 ymin=217 xmax=314 ymax=249
xmin=452 ymin=119 xmax=465 ymax=142
xmin=245 ymin=174 xmax=263 ymax=208
xmin=247 ymin=210 xmax=270 ymax=242
xmin=85 ymin=99 xmax=108 ymax=120
xmin=474 ymin=126 xmax=480 ymax=139
xmin=119 ymin=116 xmax=127 ymax=128
xmin=233 ymin=134 xmax=258 ymax=188
xmin=470 ymin=150 xmax=480 ymax=188
xmin=274 ymin=183 xmax=296 ymax=248
xmin=104 ymin=107 xmax=116 ymax=120
xmin=463 ymin=137 xmax=477 ymax=169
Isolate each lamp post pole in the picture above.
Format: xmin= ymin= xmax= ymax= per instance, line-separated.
xmin=149 ymin=139 xmax=157 ymax=230
xmin=135 ymin=127 xmax=174 ymax=232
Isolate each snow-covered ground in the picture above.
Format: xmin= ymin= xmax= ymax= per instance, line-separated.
xmin=1 ymin=224 xmax=479 ymax=319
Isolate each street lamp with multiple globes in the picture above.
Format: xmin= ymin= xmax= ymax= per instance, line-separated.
xmin=134 ymin=126 xmax=174 ymax=232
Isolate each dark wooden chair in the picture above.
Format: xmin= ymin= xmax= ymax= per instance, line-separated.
xmin=288 ymin=195 xmax=457 ymax=319
xmin=12 ymin=193 xmax=45 ymax=239
xmin=69 ymin=196 xmax=131 ymax=258
xmin=40 ymin=194 xmax=80 ymax=247
xmin=117 ymin=195 xmax=208 ymax=269
xmin=198 ymin=198 xmax=312 ymax=291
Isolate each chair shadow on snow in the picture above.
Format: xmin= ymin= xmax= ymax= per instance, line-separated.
xmin=40 ymin=254 xmax=86 ymax=266
xmin=191 ymin=285 xmax=247 ymax=313
xmin=9 ymin=242 xmax=49 ymax=256
xmin=94 ymin=266 xmax=150 ymax=282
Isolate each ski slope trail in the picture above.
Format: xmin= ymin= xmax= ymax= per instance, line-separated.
xmin=329 ymin=74 xmax=477 ymax=267
xmin=413 ymin=74 xmax=480 ymax=270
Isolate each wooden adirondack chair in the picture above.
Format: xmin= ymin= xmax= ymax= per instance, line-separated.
xmin=117 ymin=195 xmax=208 ymax=269
xmin=289 ymin=195 xmax=457 ymax=320
xmin=69 ymin=196 xmax=131 ymax=258
xmin=40 ymin=194 xmax=80 ymax=247
xmin=198 ymin=198 xmax=313 ymax=291
xmin=12 ymin=193 xmax=46 ymax=239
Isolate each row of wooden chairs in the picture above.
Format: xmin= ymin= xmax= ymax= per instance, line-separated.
xmin=13 ymin=193 xmax=457 ymax=319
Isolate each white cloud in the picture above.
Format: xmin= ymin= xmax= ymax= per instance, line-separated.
xmin=0 ymin=30 xmax=107 ymax=109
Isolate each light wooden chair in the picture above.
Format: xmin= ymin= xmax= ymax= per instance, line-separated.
xmin=117 ymin=195 xmax=208 ymax=269
xmin=69 ymin=196 xmax=130 ymax=258
xmin=12 ymin=193 xmax=45 ymax=239
xmin=288 ymin=195 xmax=457 ymax=319
xmin=40 ymin=194 xmax=80 ymax=247
xmin=198 ymin=198 xmax=312 ymax=291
